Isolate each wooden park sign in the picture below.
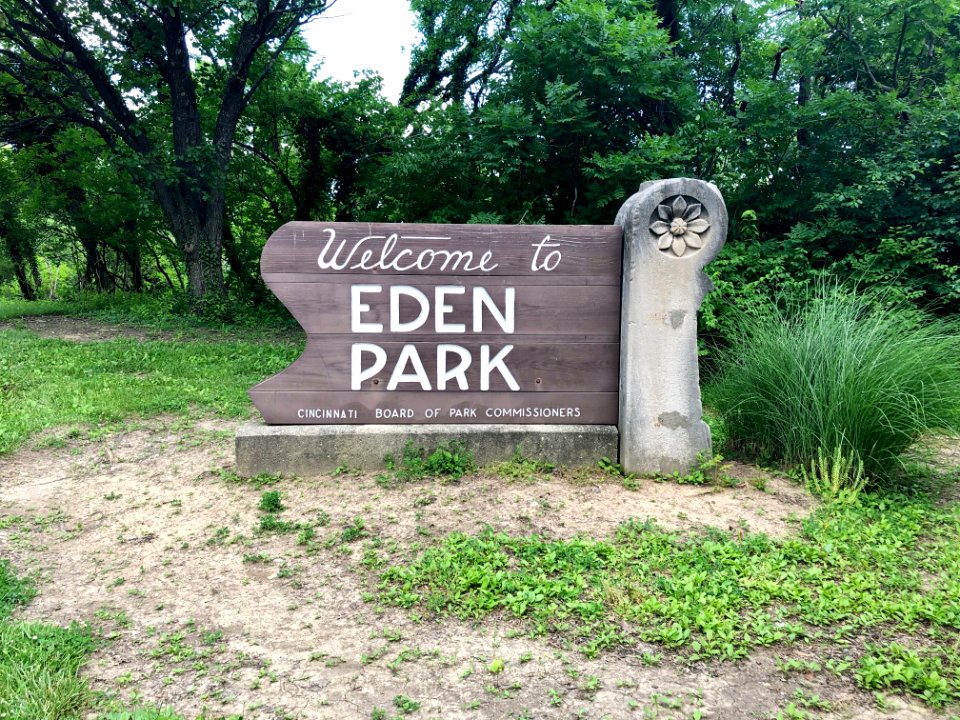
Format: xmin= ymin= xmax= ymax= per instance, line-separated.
xmin=247 ymin=178 xmax=728 ymax=474
xmin=250 ymin=223 xmax=623 ymax=424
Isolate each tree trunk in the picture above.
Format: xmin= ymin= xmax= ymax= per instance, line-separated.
xmin=222 ymin=214 xmax=265 ymax=301
xmin=153 ymin=183 xmax=227 ymax=304
xmin=80 ymin=234 xmax=114 ymax=291
xmin=2 ymin=229 xmax=38 ymax=300
xmin=181 ymin=227 xmax=226 ymax=303
xmin=121 ymin=246 xmax=144 ymax=291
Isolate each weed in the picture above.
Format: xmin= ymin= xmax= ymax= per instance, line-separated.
xmin=801 ymin=446 xmax=868 ymax=504
xmin=488 ymin=657 xmax=505 ymax=674
xmin=382 ymin=441 xmax=476 ymax=485
xmin=0 ymin=559 xmax=35 ymax=615
xmin=341 ymin=517 xmax=368 ymax=543
xmin=242 ymin=553 xmax=271 ymax=564
xmin=257 ymin=514 xmax=303 ymax=535
xmin=258 ymin=491 xmax=284 ymax=513
xmin=775 ymin=657 xmax=822 ymax=674
xmin=858 ymin=641 xmax=960 ymax=707
xmin=377 ymin=490 xmax=960 ymax=696
xmin=489 ymin=448 xmax=555 ymax=482
xmin=218 ymin=469 xmax=283 ymax=489
xmin=392 ymin=694 xmax=421 ymax=714
xmin=655 ymin=452 xmax=734 ymax=486
xmin=206 ymin=527 xmax=230 ymax=546
xmin=598 ymin=456 xmax=640 ymax=489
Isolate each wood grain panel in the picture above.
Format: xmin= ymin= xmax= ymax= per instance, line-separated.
xmin=251 ymin=390 xmax=619 ymax=425
xmin=252 ymin=220 xmax=625 ymax=426
xmin=270 ymin=282 xmax=621 ymax=337
xmin=251 ymin=339 xmax=620 ymax=392
xmin=261 ymin=222 xmax=622 ymax=278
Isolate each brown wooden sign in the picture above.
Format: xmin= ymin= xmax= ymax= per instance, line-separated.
xmin=250 ymin=222 xmax=623 ymax=424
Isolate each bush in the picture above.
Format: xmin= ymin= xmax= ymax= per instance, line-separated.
xmin=711 ymin=283 xmax=960 ymax=479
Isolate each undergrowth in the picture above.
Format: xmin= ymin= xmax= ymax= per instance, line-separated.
xmin=487 ymin=448 xmax=555 ymax=482
xmin=378 ymin=441 xmax=476 ymax=486
xmin=377 ymin=492 xmax=960 ymax=706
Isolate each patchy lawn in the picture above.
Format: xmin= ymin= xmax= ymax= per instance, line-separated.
xmin=0 ymin=416 xmax=957 ymax=720
xmin=1 ymin=316 xmax=958 ymax=720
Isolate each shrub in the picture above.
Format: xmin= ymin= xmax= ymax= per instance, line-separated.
xmin=711 ymin=283 xmax=960 ymax=480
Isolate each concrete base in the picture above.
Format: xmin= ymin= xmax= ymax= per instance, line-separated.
xmin=235 ymin=423 xmax=618 ymax=476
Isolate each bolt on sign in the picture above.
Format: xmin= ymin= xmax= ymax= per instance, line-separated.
xmin=250 ymin=223 xmax=624 ymax=424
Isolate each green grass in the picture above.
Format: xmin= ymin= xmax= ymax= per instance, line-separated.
xmin=0 ymin=621 xmax=95 ymax=720
xmin=377 ymin=492 xmax=960 ymax=705
xmin=711 ymin=283 xmax=960 ymax=480
xmin=0 ymin=291 xmax=298 ymax=337
xmin=0 ymin=328 xmax=298 ymax=454
xmin=0 ymin=560 xmax=95 ymax=720
xmin=0 ymin=559 xmax=36 ymax=616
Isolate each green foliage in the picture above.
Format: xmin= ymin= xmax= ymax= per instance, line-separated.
xmin=379 ymin=492 xmax=960 ymax=679
xmin=0 ymin=621 xmax=95 ymax=720
xmin=0 ymin=560 xmax=35 ymax=619
xmin=381 ymin=441 xmax=476 ymax=485
xmin=858 ymin=642 xmax=960 ymax=707
xmin=800 ymin=447 xmax=868 ymax=504
xmin=257 ymin=491 xmax=284 ymax=513
xmin=0 ymin=325 xmax=298 ymax=454
xmin=487 ymin=447 xmax=555 ymax=481
xmin=712 ymin=284 xmax=960 ymax=479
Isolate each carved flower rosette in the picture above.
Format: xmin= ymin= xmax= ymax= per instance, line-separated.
xmin=650 ymin=196 xmax=710 ymax=258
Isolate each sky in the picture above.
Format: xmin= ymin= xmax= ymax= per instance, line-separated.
xmin=303 ymin=1 xmax=421 ymax=103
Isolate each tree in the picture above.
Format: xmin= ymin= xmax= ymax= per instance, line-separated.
xmin=0 ymin=0 xmax=335 ymax=306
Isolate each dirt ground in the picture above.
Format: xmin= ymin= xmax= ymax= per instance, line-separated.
xmin=0 ymin=416 xmax=943 ymax=720
xmin=0 ymin=315 xmax=170 ymax=342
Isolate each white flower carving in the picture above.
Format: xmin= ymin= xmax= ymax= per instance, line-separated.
xmin=650 ymin=196 xmax=710 ymax=257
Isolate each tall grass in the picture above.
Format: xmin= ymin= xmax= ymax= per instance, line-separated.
xmin=711 ymin=284 xmax=960 ymax=479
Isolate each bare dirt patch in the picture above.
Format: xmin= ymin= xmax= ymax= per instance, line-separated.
xmin=0 ymin=315 xmax=170 ymax=342
xmin=0 ymin=420 xmax=938 ymax=719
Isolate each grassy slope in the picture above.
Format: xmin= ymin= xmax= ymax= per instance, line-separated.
xmin=0 ymin=329 xmax=298 ymax=455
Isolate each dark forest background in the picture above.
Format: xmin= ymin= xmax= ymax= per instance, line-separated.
xmin=1 ymin=0 xmax=958 ymax=346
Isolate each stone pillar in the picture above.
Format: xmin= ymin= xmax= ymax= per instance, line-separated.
xmin=616 ymin=178 xmax=728 ymax=475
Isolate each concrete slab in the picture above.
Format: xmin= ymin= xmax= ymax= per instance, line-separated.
xmin=235 ymin=423 xmax=618 ymax=476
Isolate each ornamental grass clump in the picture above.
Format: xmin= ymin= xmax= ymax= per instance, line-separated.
xmin=712 ymin=283 xmax=960 ymax=481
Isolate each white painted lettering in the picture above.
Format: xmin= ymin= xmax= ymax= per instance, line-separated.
xmin=351 ymin=285 xmax=383 ymax=333
xmin=435 ymin=286 xmax=466 ymax=333
xmin=351 ymin=343 xmax=387 ymax=389
xmin=437 ymin=344 xmax=471 ymax=390
xmin=388 ymin=345 xmax=432 ymax=390
xmin=480 ymin=345 xmax=519 ymax=391
xmin=531 ymin=235 xmax=562 ymax=272
xmin=473 ymin=287 xmax=515 ymax=333
xmin=390 ymin=286 xmax=430 ymax=332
